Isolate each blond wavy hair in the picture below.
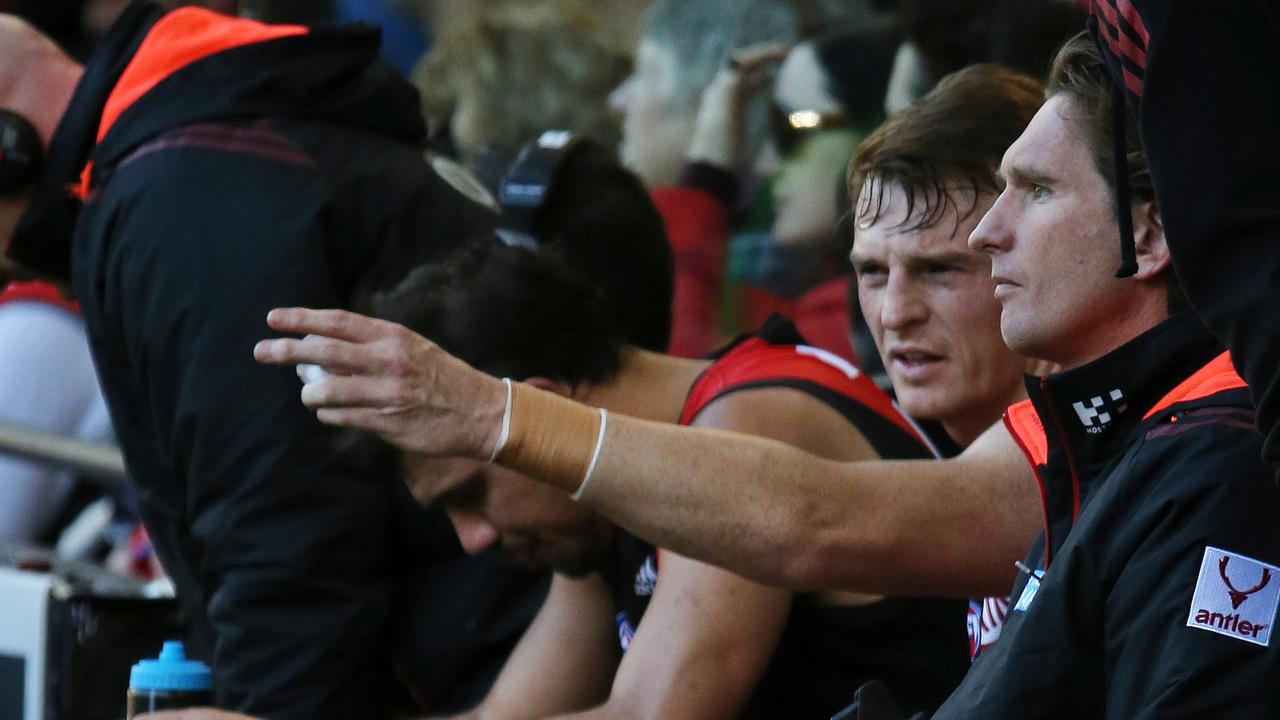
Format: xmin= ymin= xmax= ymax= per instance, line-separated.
xmin=414 ymin=0 xmax=642 ymax=157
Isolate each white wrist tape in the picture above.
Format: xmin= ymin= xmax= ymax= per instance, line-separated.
xmin=487 ymin=378 xmax=513 ymax=463
xmin=571 ymin=409 xmax=608 ymax=502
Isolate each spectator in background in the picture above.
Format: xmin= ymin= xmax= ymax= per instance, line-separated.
xmin=412 ymin=0 xmax=639 ymax=160
xmin=884 ymin=0 xmax=1086 ymax=112
xmin=616 ymin=0 xmax=798 ymax=189
xmin=738 ymin=26 xmax=900 ymax=361
xmin=663 ymin=26 xmax=899 ymax=361
xmin=613 ymin=0 xmax=796 ymax=360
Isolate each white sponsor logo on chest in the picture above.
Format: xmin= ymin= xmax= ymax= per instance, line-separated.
xmin=1072 ymin=388 xmax=1127 ymax=433
xmin=1186 ymin=546 xmax=1280 ymax=646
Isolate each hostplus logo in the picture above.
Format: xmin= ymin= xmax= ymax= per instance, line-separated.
xmin=1187 ymin=546 xmax=1280 ymax=646
xmin=1072 ymin=389 xmax=1127 ymax=434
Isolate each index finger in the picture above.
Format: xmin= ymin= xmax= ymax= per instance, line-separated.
xmin=265 ymin=307 xmax=394 ymax=342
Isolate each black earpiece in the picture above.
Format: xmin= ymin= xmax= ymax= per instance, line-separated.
xmin=496 ymin=130 xmax=587 ymax=248
xmin=0 ymin=108 xmax=42 ymax=194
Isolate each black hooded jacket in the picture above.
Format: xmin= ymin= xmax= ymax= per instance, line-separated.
xmin=1086 ymin=1 xmax=1280 ymax=468
xmin=9 ymin=4 xmax=545 ymax=717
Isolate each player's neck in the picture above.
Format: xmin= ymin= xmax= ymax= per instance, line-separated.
xmin=578 ymin=348 xmax=711 ymax=424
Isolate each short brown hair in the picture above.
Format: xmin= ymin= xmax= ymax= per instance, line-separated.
xmin=1045 ymin=32 xmax=1153 ymax=205
xmin=850 ymin=63 xmax=1043 ymax=232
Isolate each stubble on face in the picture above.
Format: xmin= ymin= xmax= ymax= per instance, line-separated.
xmin=978 ymin=95 xmax=1143 ymax=369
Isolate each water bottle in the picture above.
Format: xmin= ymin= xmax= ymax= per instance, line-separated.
xmin=126 ymin=640 xmax=213 ymax=718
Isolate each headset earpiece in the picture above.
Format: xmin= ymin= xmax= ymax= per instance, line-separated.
xmin=496 ymin=130 xmax=588 ymax=247
xmin=0 ymin=109 xmax=42 ymax=195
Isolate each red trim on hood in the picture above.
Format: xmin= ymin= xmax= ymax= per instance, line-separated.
xmin=96 ymin=7 xmax=308 ymax=143
xmin=1143 ymin=352 xmax=1247 ymax=420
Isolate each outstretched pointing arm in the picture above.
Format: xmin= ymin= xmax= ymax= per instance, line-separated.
xmin=255 ymin=308 xmax=1038 ymax=597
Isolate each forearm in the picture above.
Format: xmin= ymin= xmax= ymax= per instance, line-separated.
xmin=505 ymin=411 xmax=1033 ymax=597
xmin=457 ymin=575 xmax=616 ymax=720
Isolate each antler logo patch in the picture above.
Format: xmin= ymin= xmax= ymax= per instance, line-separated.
xmin=1188 ymin=547 xmax=1280 ymax=646
xmin=1220 ymin=555 xmax=1271 ymax=609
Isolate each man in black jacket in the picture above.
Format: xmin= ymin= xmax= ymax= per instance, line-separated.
xmin=0 ymin=4 xmax=535 ymax=718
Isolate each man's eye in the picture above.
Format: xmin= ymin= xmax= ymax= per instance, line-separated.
xmin=1032 ymin=185 xmax=1052 ymax=200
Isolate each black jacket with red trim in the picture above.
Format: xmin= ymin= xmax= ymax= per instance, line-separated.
xmin=607 ymin=317 xmax=969 ymax=719
xmin=9 ymin=4 xmax=543 ymax=718
xmin=932 ymin=312 xmax=1280 ymax=719
xmin=1087 ymin=1 xmax=1280 ymax=466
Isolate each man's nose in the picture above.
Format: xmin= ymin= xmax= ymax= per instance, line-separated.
xmin=880 ymin=272 xmax=928 ymax=330
xmin=969 ymin=190 xmax=1012 ymax=256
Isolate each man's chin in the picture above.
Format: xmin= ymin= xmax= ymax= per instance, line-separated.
xmin=895 ymin=389 xmax=956 ymax=421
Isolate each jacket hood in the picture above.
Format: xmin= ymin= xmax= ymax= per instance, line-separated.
xmin=8 ymin=1 xmax=424 ymax=281
xmin=90 ymin=8 xmax=424 ymax=169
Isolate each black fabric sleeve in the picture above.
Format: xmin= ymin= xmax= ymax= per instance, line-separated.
xmin=96 ymin=148 xmax=398 ymax=718
xmin=1134 ymin=1 xmax=1280 ymax=465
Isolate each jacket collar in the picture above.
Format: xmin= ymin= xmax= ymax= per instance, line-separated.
xmin=1023 ymin=311 xmax=1226 ymax=473
xmin=1006 ymin=312 xmax=1230 ymax=566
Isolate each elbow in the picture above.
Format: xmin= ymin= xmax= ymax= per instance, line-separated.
xmin=769 ymin=501 xmax=855 ymax=592
xmin=776 ymin=530 xmax=855 ymax=592
xmin=771 ymin=497 xmax=899 ymax=593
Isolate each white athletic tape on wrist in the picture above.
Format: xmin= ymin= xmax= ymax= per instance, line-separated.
xmin=571 ymin=409 xmax=608 ymax=502
xmin=487 ymin=378 xmax=513 ymax=463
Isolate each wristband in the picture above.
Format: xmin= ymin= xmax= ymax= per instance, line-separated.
xmin=571 ymin=409 xmax=608 ymax=502
xmin=496 ymin=382 xmax=605 ymax=494
xmin=487 ymin=378 xmax=513 ymax=463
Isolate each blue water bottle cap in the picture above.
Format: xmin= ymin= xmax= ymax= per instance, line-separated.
xmin=130 ymin=641 xmax=212 ymax=692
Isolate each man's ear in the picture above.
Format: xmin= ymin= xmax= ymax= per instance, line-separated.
xmin=523 ymin=376 xmax=575 ymax=398
xmin=1131 ymin=201 xmax=1171 ymax=282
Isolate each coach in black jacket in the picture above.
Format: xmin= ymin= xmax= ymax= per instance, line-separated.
xmin=0 ymin=4 xmax=547 ymax=718
xmin=931 ymin=34 xmax=1280 ymax=717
